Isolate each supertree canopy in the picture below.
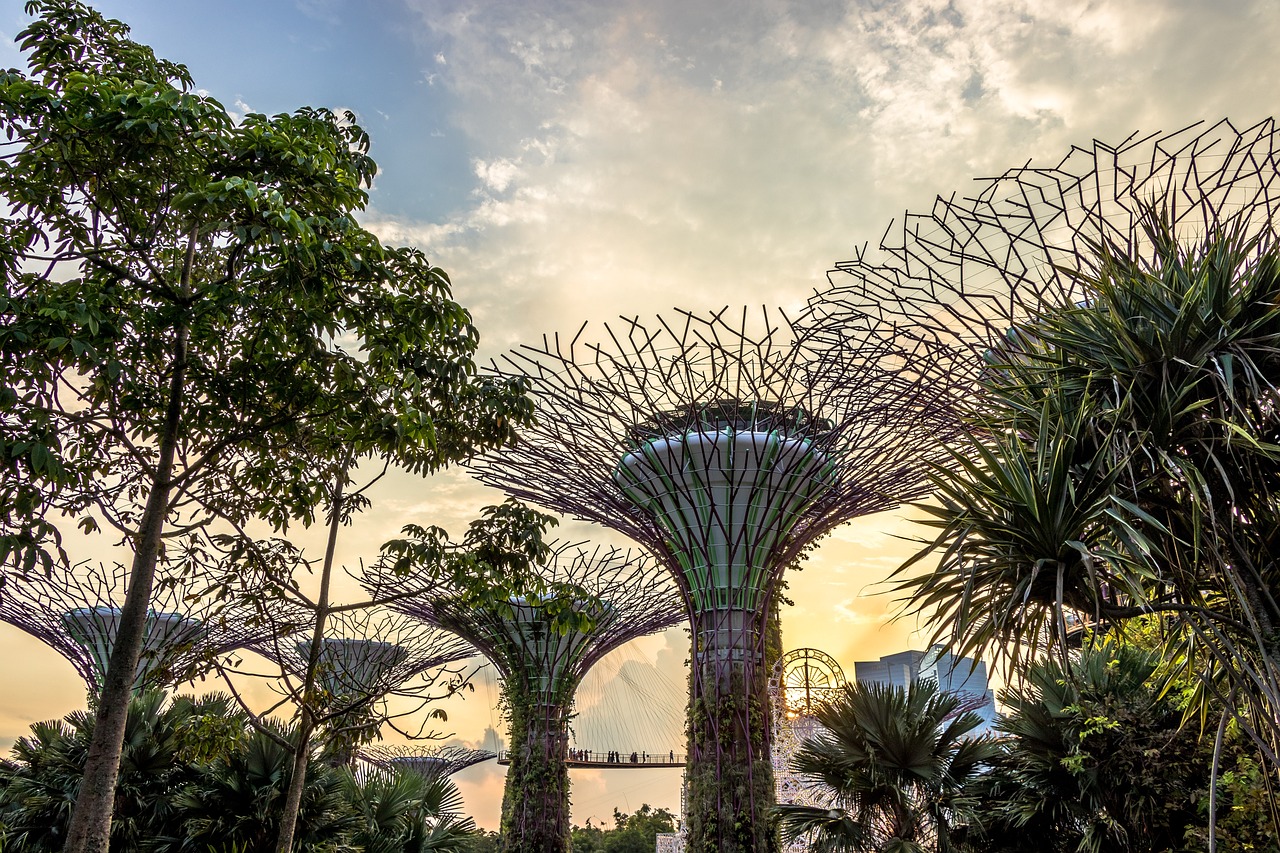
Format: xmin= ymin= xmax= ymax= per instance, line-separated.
xmin=365 ymin=542 xmax=682 ymax=853
xmin=0 ymin=561 xmax=281 ymax=695
xmin=467 ymin=308 xmax=957 ymax=853
xmin=248 ymin=609 xmax=476 ymax=765
xmin=362 ymin=744 xmax=496 ymax=779
xmin=804 ymin=117 xmax=1280 ymax=390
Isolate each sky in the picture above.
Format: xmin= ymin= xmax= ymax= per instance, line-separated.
xmin=2 ymin=0 xmax=1280 ymax=832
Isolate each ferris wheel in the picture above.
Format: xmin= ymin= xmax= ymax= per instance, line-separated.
xmin=773 ymin=647 xmax=846 ymax=719
xmin=770 ymin=647 xmax=847 ymax=847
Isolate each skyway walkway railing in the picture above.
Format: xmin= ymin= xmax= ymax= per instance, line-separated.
xmin=496 ymin=749 xmax=685 ymax=767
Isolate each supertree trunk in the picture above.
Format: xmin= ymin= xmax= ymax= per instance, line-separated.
xmin=467 ymin=312 xmax=961 ymax=851
xmin=685 ymin=608 xmax=776 ymax=853
xmin=500 ymin=687 xmax=572 ymax=853
xmin=361 ymin=543 xmax=683 ymax=853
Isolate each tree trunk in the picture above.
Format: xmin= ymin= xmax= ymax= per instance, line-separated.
xmin=499 ymin=688 xmax=572 ymax=853
xmin=61 ymin=322 xmax=189 ymax=853
xmin=274 ymin=472 xmax=346 ymax=853
xmin=684 ymin=607 xmax=777 ymax=853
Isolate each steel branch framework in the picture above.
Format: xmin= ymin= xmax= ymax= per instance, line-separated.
xmin=365 ymin=541 xmax=682 ymax=853
xmin=248 ymin=608 xmax=476 ymax=705
xmin=362 ymin=744 xmax=496 ymax=778
xmin=0 ymin=561 xmax=281 ymax=695
xmin=245 ymin=608 xmax=477 ymax=767
xmin=804 ymin=117 xmax=1280 ymax=390
xmin=804 ymin=117 xmax=1280 ymax=770
xmin=466 ymin=307 xmax=958 ymax=852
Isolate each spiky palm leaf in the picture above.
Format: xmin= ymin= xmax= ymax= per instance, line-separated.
xmin=0 ymin=691 xmax=248 ymax=852
xmin=155 ymin=722 xmax=355 ymax=852
xmin=898 ymin=210 xmax=1280 ymax=762
xmin=774 ymin=679 xmax=998 ymax=853
xmin=986 ymin=642 xmax=1211 ymax=853
xmin=342 ymin=765 xmax=477 ymax=853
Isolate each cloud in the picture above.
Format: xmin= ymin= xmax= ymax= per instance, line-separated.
xmin=472 ymin=156 xmax=523 ymax=193
xmin=377 ymin=0 xmax=1280 ymax=363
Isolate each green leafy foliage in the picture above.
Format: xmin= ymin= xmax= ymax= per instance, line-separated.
xmin=379 ymin=499 xmax=570 ymax=620
xmin=496 ymin=680 xmax=572 ymax=853
xmin=684 ymin=664 xmax=777 ymax=853
xmin=975 ymin=639 xmax=1278 ymax=853
xmin=155 ymin=722 xmax=356 ymax=853
xmin=0 ymin=3 xmax=533 ymax=848
xmin=0 ymin=0 xmax=531 ymax=558
xmin=898 ymin=210 xmax=1280 ymax=762
xmin=460 ymin=831 xmax=500 ymax=853
xmin=0 ymin=691 xmax=250 ymax=851
xmin=773 ymin=678 xmax=998 ymax=853
xmin=0 ymin=691 xmax=481 ymax=853
xmin=978 ymin=644 xmax=1202 ymax=853
xmin=340 ymin=766 xmax=477 ymax=853
xmin=571 ymin=805 xmax=678 ymax=853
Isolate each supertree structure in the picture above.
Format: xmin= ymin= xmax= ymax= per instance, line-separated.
xmin=362 ymin=744 xmax=496 ymax=779
xmin=247 ymin=608 xmax=476 ymax=765
xmin=803 ymin=117 xmax=1280 ymax=389
xmin=0 ymin=561 xmax=283 ymax=696
xmin=466 ymin=308 xmax=957 ymax=853
xmin=364 ymin=542 xmax=682 ymax=853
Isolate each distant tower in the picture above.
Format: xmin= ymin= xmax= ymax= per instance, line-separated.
xmin=366 ymin=543 xmax=682 ymax=853
xmin=854 ymin=648 xmax=997 ymax=734
xmin=0 ymin=562 xmax=280 ymax=695
xmin=468 ymin=308 xmax=956 ymax=852
xmin=249 ymin=609 xmax=475 ymax=765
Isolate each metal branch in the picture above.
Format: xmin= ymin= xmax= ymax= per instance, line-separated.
xmin=803 ymin=117 xmax=1280 ymax=394
xmin=0 ymin=560 xmax=284 ymax=694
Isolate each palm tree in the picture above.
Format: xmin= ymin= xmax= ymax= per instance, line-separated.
xmin=0 ymin=692 xmax=245 ymax=852
xmin=156 ymin=721 xmax=355 ymax=852
xmin=774 ymin=678 xmax=998 ymax=853
xmin=898 ymin=211 xmax=1280 ymax=767
xmin=340 ymin=765 xmax=478 ymax=853
xmin=980 ymin=641 xmax=1210 ymax=853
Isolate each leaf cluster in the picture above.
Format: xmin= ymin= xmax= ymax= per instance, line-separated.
xmin=0 ymin=690 xmax=479 ymax=852
xmin=570 ymin=805 xmax=678 ymax=853
xmin=0 ymin=0 xmax=532 ymax=572
xmin=774 ymin=678 xmax=998 ymax=853
xmin=377 ymin=500 xmax=603 ymax=637
xmin=898 ymin=209 xmax=1280 ymax=758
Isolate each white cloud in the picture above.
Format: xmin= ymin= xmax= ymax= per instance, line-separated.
xmin=472 ymin=156 xmax=523 ymax=192
xmin=381 ymin=0 xmax=1280 ymax=361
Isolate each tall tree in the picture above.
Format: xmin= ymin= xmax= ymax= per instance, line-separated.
xmin=0 ymin=4 xmax=531 ymax=852
xmin=216 ymin=497 xmax=556 ymax=853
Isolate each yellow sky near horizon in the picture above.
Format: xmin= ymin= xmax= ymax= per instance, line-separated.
xmin=0 ymin=466 xmax=938 ymax=831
